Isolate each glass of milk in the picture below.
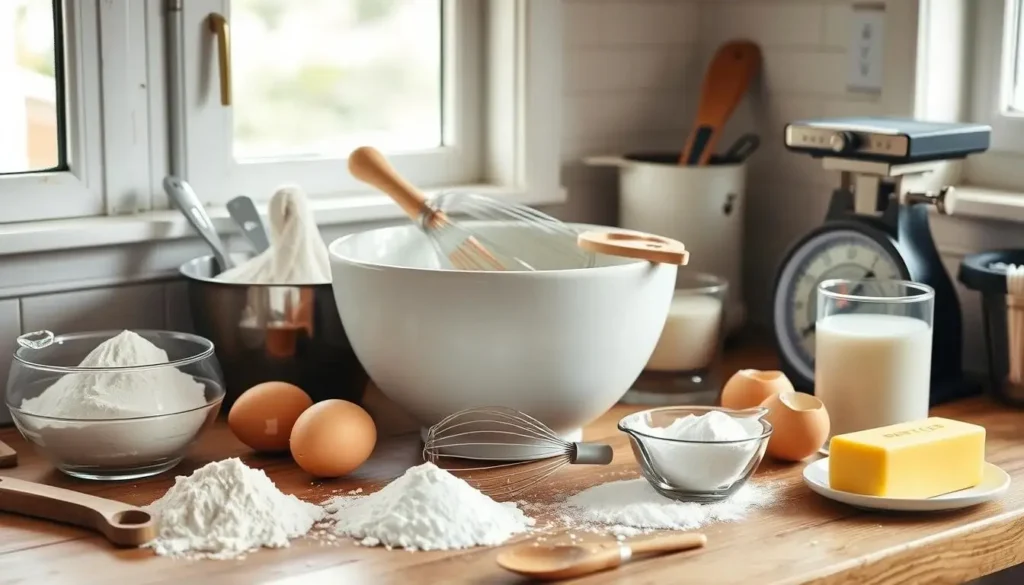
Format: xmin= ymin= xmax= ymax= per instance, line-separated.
xmin=814 ymin=279 xmax=935 ymax=451
xmin=623 ymin=272 xmax=728 ymax=406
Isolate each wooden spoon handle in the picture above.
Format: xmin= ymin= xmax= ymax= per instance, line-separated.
xmin=0 ymin=439 xmax=16 ymax=468
xmin=680 ymin=40 xmax=762 ymax=166
xmin=348 ymin=146 xmax=432 ymax=221
xmin=577 ymin=231 xmax=689 ymax=265
xmin=0 ymin=477 xmax=156 ymax=547
xmin=628 ymin=532 xmax=708 ymax=556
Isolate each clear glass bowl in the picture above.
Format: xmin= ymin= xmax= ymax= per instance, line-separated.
xmin=5 ymin=329 xmax=225 ymax=481
xmin=618 ymin=406 xmax=772 ymax=502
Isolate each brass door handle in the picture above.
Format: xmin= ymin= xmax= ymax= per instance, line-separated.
xmin=207 ymin=13 xmax=231 ymax=106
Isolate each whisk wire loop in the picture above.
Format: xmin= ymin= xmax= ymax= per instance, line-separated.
xmin=422 ymin=406 xmax=613 ymax=499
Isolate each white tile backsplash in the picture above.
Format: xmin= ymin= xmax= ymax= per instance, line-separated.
xmin=21 ymin=283 xmax=166 ymax=334
xmin=565 ymin=46 xmax=696 ymax=94
xmin=698 ymin=1 xmax=825 ymax=47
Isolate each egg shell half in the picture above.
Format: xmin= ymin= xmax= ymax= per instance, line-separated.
xmin=290 ymin=399 xmax=377 ymax=478
xmin=761 ymin=390 xmax=830 ymax=462
xmin=720 ymin=369 xmax=793 ymax=410
xmin=228 ymin=381 xmax=313 ymax=453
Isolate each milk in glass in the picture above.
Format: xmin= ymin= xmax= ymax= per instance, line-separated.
xmin=814 ymin=313 xmax=933 ymax=437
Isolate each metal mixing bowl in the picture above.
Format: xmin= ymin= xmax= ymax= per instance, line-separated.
xmin=180 ymin=255 xmax=367 ymax=410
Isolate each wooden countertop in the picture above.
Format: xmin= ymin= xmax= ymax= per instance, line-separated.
xmin=1 ymin=344 xmax=1024 ymax=585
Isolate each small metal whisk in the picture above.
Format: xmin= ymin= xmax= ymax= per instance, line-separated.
xmin=422 ymin=407 xmax=614 ymax=500
xmin=348 ymin=146 xmax=596 ymax=271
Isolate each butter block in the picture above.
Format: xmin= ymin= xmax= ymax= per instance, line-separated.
xmin=828 ymin=417 xmax=986 ymax=498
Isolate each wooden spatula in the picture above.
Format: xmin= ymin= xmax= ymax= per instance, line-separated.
xmin=0 ymin=476 xmax=157 ymax=547
xmin=0 ymin=439 xmax=16 ymax=468
xmin=679 ymin=40 xmax=762 ymax=166
xmin=497 ymin=532 xmax=707 ymax=581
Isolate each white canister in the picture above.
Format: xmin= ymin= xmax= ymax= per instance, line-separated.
xmin=586 ymin=153 xmax=746 ymax=333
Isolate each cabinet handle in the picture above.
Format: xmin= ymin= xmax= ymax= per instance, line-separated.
xmin=206 ymin=13 xmax=231 ymax=106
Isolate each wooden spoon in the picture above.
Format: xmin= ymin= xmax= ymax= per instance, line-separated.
xmin=0 ymin=439 xmax=16 ymax=468
xmin=679 ymin=40 xmax=762 ymax=166
xmin=497 ymin=532 xmax=707 ymax=581
xmin=0 ymin=476 xmax=157 ymax=547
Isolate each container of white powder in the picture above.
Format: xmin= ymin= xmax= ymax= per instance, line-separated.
xmin=618 ymin=406 xmax=771 ymax=502
xmin=5 ymin=329 xmax=225 ymax=480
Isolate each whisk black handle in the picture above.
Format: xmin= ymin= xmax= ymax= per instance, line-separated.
xmin=571 ymin=443 xmax=614 ymax=465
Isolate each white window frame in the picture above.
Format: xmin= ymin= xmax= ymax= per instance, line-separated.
xmin=0 ymin=0 xmax=153 ymax=225
xmin=970 ymin=0 xmax=1024 ymax=154
xmin=0 ymin=0 xmax=105 ymax=224
xmin=0 ymin=0 xmax=563 ymax=255
xmin=171 ymin=0 xmax=485 ymax=208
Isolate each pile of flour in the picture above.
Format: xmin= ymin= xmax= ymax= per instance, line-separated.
xmin=145 ymin=458 xmax=323 ymax=560
xmin=20 ymin=330 xmax=206 ymax=419
xmin=558 ymin=478 xmax=776 ymax=537
xmin=324 ymin=462 xmax=535 ymax=551
xmin=216 ymin=185 xmax=331 ymax=285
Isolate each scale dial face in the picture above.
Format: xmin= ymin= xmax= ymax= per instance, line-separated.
xmin=773 ymin=227 xmax=906 ymax=386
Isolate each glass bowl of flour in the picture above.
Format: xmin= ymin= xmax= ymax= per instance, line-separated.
xmin=618 ymin=406 xmax=772 ymax=502
xmin=5 ymin=329 xmax=225 ymax=480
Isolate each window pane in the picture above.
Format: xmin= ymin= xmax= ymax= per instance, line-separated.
xmin=0 ymin=0 xmax=62 ymax=174
xmin=1013 ymin=0 xmax=1024 ymax=112
xmin=231 ymin=0 xmax=442 ymax=162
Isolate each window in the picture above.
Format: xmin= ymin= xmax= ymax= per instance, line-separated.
xmin=0 ymin=0 xmax=104 ymax=223
xmin=169 ymin=0 xmax=483 ymax=209
xmin=971 ymin=0 xmax=1024 ymax=153
xmin=0 ymin=0 xmax=64 ymax=175
xmin=0 ymin=0 xmax=561 ymax=229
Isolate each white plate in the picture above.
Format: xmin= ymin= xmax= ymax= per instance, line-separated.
xmin=802 ymin=458 xmax=1011 ymax=512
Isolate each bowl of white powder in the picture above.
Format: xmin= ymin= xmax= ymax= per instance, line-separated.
xmin=5 ymin=329 xmax=225 ymax=480
xmin=618 ymin=406 xmax=771 ymax=502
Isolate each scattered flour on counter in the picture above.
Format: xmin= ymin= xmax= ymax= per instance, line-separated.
xmin=145 ymin=458 xmax=323 ymax=560
xmin=558 ymin=478 xmax=776 ymax=537
xmin=324 ymin=462 xmax=535 ymax=551
xmin=624 ymin=410 xmax=763 ymax=491
xmin=19 ymin=330 xmax=207 ymax=419
xmin=216 ymin=185 xmax=331 ymax=285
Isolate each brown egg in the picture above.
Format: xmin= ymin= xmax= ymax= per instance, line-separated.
xmin=761 ymin=390 xmax=831 ymax=462
xmin=290 ymin=399 xmax=377 ymax=478
xmin=720 ymin=369 xmax=793 ymax=410
xmin=228 ymin=382 xmax=313 ymax=453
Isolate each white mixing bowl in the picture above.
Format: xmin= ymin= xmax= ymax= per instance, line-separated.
xmin=328 ymin=222 xmax=677 ymax=444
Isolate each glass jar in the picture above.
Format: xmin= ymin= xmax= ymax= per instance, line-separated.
xmin=622 ymin=273 xmax=728 ymax=406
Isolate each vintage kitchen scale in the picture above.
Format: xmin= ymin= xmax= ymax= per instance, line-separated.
xmin=772 ymin=117 xmax=990 ymax=405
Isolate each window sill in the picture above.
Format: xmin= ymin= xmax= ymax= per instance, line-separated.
xmin=947 ymin=185 xmax=1024 ymax=223
xmin=0 ymin=184 xmax=567 ymax=257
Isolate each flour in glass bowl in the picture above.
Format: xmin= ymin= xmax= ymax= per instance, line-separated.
xmin=15 ymin=330 xmax=211 ymax=467
xmin=19 ymin=330 xmax=207 ymax=419
xmin=626 ymin=410 xmax=764 ymax=491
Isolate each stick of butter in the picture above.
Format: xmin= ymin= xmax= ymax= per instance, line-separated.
xmin=828 ymin=417 xmax=986 ymax=498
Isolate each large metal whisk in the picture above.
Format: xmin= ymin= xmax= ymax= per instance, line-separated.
xmin=422 ymin=407 xmax=614 ymax=500
xmin=347 ymin=146 xmax=596 ymax=271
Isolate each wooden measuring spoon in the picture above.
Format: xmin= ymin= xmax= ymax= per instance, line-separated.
xmin=0 ymin=439 xmax=16 ymax=468
xmin=577 ymin=231 xmax=689 ymax=265
xmin=0 ymin=476 xmax=157 ymax=547
xmin=679 ymin=40 xmax=762 ymax=166
xmin=497 ymin=532 xmax=707 ymax=581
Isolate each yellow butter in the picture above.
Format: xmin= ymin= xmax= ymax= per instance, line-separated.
xmin=828 ymin=417 xmax=986 ymax=498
